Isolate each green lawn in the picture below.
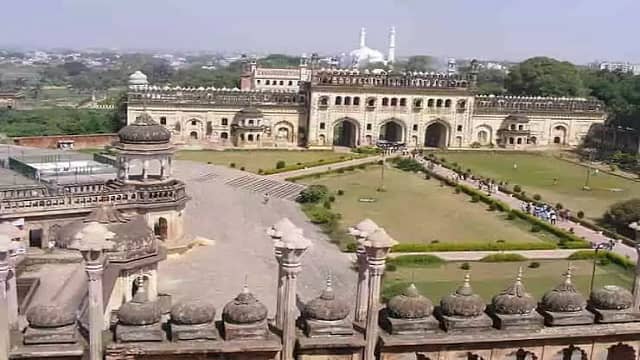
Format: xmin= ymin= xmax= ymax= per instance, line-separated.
xmin=176 ymin=150 xmax=355 ymax=173
xmin=302 ymin=166 xmax=558 ymax=245
xmin=440 ymin=152 xmax=640 ymax=219
xmin=383 ymin=259 xmax=633 ymax=302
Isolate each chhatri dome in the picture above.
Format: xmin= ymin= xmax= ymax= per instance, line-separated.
xmin=349 ymin=27 xmax=395 ymax=68
xmin=128 ymin=70 xmax=149 ymax=87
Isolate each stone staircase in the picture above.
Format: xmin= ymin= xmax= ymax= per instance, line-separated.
xmin=225 ymin=175 xmax=305 ymax=200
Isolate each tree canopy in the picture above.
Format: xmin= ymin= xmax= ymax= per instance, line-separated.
xmin=505 ymin=57 xmax=587 ymax=97
xmin=402 ymin=56 xmax=437 ymax=72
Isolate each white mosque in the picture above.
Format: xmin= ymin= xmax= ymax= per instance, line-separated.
xmin=347 ymin=26 xmax=396 ymax=68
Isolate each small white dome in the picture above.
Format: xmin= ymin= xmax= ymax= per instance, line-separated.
xmin=349 ymin=46 xmax=385 ymax=68
xmin=128 ymin=71 xmax=149 ymax=86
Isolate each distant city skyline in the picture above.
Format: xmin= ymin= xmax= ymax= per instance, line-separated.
xmin=2 ymin=0 xmax=639 ymax=64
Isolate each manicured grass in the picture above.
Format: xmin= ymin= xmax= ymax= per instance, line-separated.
xmin=440 ymin=152 xmax=640 ymax=219
xmin=176 ymin=150 xmax=352 ymax=173
xmin=302 ymin=166 xmax=558 ymax=245
xmin=382 ymin=259 xmax=633 ymax=302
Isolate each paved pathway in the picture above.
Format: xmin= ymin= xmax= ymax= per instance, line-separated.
xmin=158 ymin=161 xmax=355 ymax=317
xmin=267 ymin=155 xmax=382 ymax=180
xmin=420 ymin=157 xmax=638 ymax=262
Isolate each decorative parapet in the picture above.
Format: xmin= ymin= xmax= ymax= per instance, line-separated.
xmin=128 ymin=86 xmax=304 ymax=107
xmin=0 ymin=180 xmax=188 ymax=216
xmin=474 ymin=95 xmax=605 ymax=115
xmin=311 ymin=69 xmax=471 ymax=90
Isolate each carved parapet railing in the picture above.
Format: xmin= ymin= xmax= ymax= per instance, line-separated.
xmin=473 ymin=95 xmax=605 ymax=115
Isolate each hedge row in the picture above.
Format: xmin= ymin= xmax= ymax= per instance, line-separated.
xmin=567 ymin=250 xmax=635 ymax=271
xmin=392 ymin=241 xmax=556 ymax=252
xmin=260 ymin=154 xmax=368 ymax=175
xmin=510 ymin=209 xmax=591 ymax=248
xmin=286 ymin=160 xmax=381 ymax=181
xmin=387 ymin=254 xmax=445 ymax=267
xmin=479 ymin=253 xmax=528 ymax=262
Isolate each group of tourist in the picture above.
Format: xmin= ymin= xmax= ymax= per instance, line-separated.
xmin=521 ymin=202 xmax=571 ymax=225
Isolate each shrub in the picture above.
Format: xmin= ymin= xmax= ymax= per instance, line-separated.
xmin=513 ymin=184 xmax=522 ymax=193
xmin=470 ymin=141 xmax=482 ymax=148
xmin=480 ymin=253 xmax=527 ymax=262
xmin=530 ymin=225 xmax=541 ymax=233
xmin=567 ymin=250 xmax=634 ymax=270
xmin=440 ymin=157 xmax=447 ymax=163
xmin=377 ymin=160 xmax=384 ymax=165
xmin=337 ymin=189 xmax=344 ymax=196
xmin=304 ymin=205 xmax=339 ymax=224
xmin=345 ymin=242 xmax=358 ymax=252
xmin=460 ymin=262 xmax=471 ymax=270
xmin=506 ymin=212 xmax=516 ymax=220
xmin=387 ymin=255 xmax=445 ymax=267
xmin=357 ymin=164 xmax=366 ymax=169
xmin=599 ymin=257 xmax=611 ymax=266
xmin=229 ymin=162 xmax=236 ymax=168
xmin=257 ymin=169 xmax=264 ymax=174
xmin=337 ymin=168 xmax=345 ymax=174
xmin=275 ymin=160 xmax=286 ymax=169
xmin=556 ymin=203 xmax=563 ymax=210
xmin=297 ymin=184 xmax=329 ymax=203
xmin=385 ymin=263 xmax=398 ymax=272
xmin=603 ymin=199 xmax=640 ymax=232
xmin=533 ymin=194 xmax=542 ymax=201
xmin=424 ymin=174 xmax=431 ymax=180
xmin=431 ymin=240 xmax=440 ymax=244
xmin=323 ymin=200 xmax=332 ymax=209
xmin=454 ymin=186 xmax=461 ymax=194
xmin=488 ymin=203 xmax=497 ymax=211
xmin=392 ymin=241 xmax=556 ymax=252
xmin=528 ymin=261 xmax=541 ymax=269
xmin=471 ymin=195 xmax=480 ymax=203
xmin=609 ymin=164 xmax=618 ymax=172
xmin=328 ymin=195 xmax=336 ymax=202
xmin=577 ymin=210 xmax=585 ymax=219
xmin=240 ymin=166 xmax=245 ymax=171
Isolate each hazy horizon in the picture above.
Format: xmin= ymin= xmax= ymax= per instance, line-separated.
xmin=2 ymin=0 xmax=638 ymax=64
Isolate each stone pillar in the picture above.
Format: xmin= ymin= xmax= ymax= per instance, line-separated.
xmin=633 ymin=244 xmax=640 ymax=310
xmin=0 ymin=238 xmax=11 ymax=359
xmin=363 ymin=228 xmax=397 ymax=360
xmin=348 ymin=219 xmax=379 ymax=325
xmin=274 ymin=230 xmax=311 ymax=360
xmin=142 ymin=159 xmax=149 ymax=180
xmin=69 ymin=222 xmax=115 ymax=360
xmin=7 ymin=250 xmax=17 ymax=330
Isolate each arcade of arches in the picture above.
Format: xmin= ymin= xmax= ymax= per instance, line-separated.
xmin=333 ymin=119 xmax=358 ymax=147
xmin=425 ymin=122 xmax=448 ymax=148
xmin=379 ymin=120 xmax=404 ymax=143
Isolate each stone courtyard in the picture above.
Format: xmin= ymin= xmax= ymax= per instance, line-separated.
xmin=158 ymin=160 xmax=355 ymax=314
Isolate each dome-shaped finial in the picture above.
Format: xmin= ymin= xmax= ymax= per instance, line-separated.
xmin=242 ymin=275 xmax=250 ymax=294
xmin=516 ymin=266 xmax=523 ymax=285
xmin=564 ymin=263 xmax=573 ymax=285
xmin=325 ymin=273 xmax=333 ymax=292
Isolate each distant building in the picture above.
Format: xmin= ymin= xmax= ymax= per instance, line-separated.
xmin=0 ymin=91 xmax=23 ymax=110
xmin=597 ymin=61 xmax=640 ymax=75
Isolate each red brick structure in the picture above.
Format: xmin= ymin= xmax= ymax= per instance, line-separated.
xmin=12 ymin=133 xmax=118 ymax=149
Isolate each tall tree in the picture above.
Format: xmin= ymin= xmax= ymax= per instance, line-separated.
xmin=404 ymin=56 xmax=437 ymax=72
xmin=505 ymin=57 xmax=587 ymax=97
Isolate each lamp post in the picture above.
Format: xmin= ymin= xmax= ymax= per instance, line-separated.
xmin=583 ymin=149 xmax=595 ymax=191
xmin=69 ymin=222 xmax=115 ymax=360
xmin=274 ymin=229 xmax=311 ymax=360
xmin=363 ymin=228 xmax=397 ymax=360
xmin=589 ymin=242 xmax=613 ymax=294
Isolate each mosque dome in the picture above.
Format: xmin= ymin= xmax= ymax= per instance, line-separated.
xmin=56 ymin=205 xmax=158 ymax=262
xmin=590 ymin=285 xmax=633 ymax=310
xmin=491 ymin=268 xmax=536 ymax=315
xmin=118 ymin=113 xmax=171 ymax=145
xmin=128 ymin=71 xmax=149 ymax=86
xmin=26 ymin=304 xmax=76 ymax=328
xmin=171 ymin=300 xmax=216 ymax=325
xmin=387 ymin=283 xmax=433 ymax=319
xmin=303 ymin=277 xmax=350 ymax=321
xmin=222 ymin=285 xmax=268 ymax=324
xmin=349 ymin=47 xmax=385 ymax=67
xmin=440 ymin=274 xmax=486 ymax=317
xmin=541 ymin=268 xmax=586 ymax=313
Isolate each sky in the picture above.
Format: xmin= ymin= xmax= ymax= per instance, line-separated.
xmin=2 ymin=0 xmax=639 ymax=63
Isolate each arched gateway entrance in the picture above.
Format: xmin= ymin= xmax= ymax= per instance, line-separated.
xmin=424 ymin=122 xmax=448 ymax=148
xmin=333 ymin=119 xmax=358 ymax=147
xmin=379 ymin=120 xmax=404 ymax=143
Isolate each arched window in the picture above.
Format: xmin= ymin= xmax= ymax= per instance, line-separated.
xmin=279 ymin=80 xmax=284 ymax=85
xmin=319 ymin=96 xmax=329 ymax=106
xmin=247 ymin=134 xmax=254 ymax=141
xmin=221 ymin=132 xmax=228 ymax=139
xmin=517 ymin=138 xmax=523 ymax=144
xmin=382 ymin=98 xmax=389 ymax=106
xmin=458 ymin=99 xmax=467 ymax=109
xmin=427 ymin=99 xmax=434 ymax=107
xmin=518 ymin=124 xmax=523 ymax=130
xmin=515 ymin=349 xmax=538 ymax=360
xmin=414 ymin=99 xmax=423 ymax=108
xmin=335 ymin=96 xmax=342 ymax=105
xmin=561 ymin=345 xmax=587 ymax=360
xmin=399 ymin=98 xmax=407 ymax=107
xmin=436 ymin=99 xmax=443 ymax=107
xmin=353 ymin=97 xmax=360 ymax=106
xmin=607 ymin=343 xmax=636 ymax=360
xmin=266 ymin=80 xmax=271 ymax=85
xmin=510 ymin=124 xmax=516 ymax=130
xmin=288 ymin=80 xmax=293 ymax=86
xmin=444 ymin=99 xmax=452 ymax=108
xmin=344 ymin=96 xmax=352 ymax=105
xmin=367 ymin=97 xmax=376 ymax=107
xmin=391 ymin=98 xmax=398 ymax=106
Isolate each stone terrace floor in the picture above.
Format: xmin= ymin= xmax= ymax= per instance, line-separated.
xmin=158 ymin=160 xmax=355 ymax=317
